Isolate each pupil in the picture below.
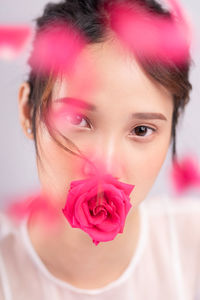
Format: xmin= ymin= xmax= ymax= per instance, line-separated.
xmin=135 ymin=126 xmax=147 ymax=136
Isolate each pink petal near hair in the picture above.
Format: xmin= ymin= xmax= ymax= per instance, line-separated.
xmin=29 ymin=21 xmax=86 ymax=76
xmin=108 ymin=0 xmax=192 ymax=65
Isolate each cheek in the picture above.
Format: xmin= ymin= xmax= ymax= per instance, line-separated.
xmin=36 ymin=127 xmax=84 ymax=206
xmin=127 ymin=135 xmax=171 ymax=206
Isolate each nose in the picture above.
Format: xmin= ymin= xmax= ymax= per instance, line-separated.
xmin=82 ymin=136 xmax=124 ymax=179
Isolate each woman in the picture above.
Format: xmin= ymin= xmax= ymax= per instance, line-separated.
xmin=0 ymin=0 xmax=199 ymax=299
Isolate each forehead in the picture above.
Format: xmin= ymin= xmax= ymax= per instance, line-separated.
xmin=52 ymin=39 xmax=173 ymax=112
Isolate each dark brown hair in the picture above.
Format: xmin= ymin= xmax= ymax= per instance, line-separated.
xmin=26 ymin=0 xmax=192 ymax=166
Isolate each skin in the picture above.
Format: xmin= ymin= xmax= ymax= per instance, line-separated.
xmin=18 ymin=39 xmax=173 ymax=289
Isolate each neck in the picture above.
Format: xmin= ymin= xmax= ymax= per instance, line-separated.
xmin=27 ymin=203 xmax=141 ymax=290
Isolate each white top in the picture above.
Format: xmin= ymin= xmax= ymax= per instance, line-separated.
xmin=0 ymin=194 xmax=200 ymax=300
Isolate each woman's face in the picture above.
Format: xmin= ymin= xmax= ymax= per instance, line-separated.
xmin=20 ymin=40 xmax=173 ymax=209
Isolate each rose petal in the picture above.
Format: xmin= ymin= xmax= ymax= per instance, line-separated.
xmin=83 ymin=225 xmax=119 ymax=243
xmin=96 ymin=212 xmax=121 ymax=232
xmin=69 ymin=176 xmax=97 ymax=192
xmin=103 ymin=174 xmax=135 ymax=196
xmin=82 ymin=202 xmax=107 ymax=225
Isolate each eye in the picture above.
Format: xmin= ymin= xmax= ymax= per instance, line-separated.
xmin=129 ymin=125 xmax=156 ymax=138
xmin=66 ymin=113 xmax=91 ymax=128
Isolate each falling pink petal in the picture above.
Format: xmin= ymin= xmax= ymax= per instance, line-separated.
xmin=165 ymin=0 xmax=193 ymax=44
xmin=29 ymin=21 xmax=86 ymax=76
xmin=108 ymin=1 xmax=191 ymax=65
xmin=169 ymin=154 xmax=200 ymax=195
xmin=48 ymin=100 xmax=81 ymax=132
xmin=29 ymin=21 xmax=98 ymax=97
xmin=0 ymin=25 xmax=32 ymax=60
xmin=166 ymin=0 xmax=189 ymax=23
xmin=6 ymin=192 xmax=61 ymax=231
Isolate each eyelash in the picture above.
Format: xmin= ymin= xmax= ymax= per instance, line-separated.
xmin=129 ymin=125 xmax=156 ymax=139
xmin=66 ymin=113 xmax=157 ymax=138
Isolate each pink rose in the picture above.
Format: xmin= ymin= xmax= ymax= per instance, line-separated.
xmin=62 ymin=174 xmax=134 ymax=246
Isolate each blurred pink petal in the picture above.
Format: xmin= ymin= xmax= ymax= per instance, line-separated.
xmin=166 ymin=0 xmax=188 ymax=23
xmin=29 ymin=21 xmax=86 ymax=76
xmin=169 ymin=154 xmax=200 ymax=195
xmin=48 ymin=99 xmax=81 ymax=132
xmin=166 ymin=0 xmax=193 ymax=43
xmin=108 ymin=1 xmax=191 ymax=65
xmin=6 ymin=192 xmax=61 ymax=231
xmin=0 ymin=25 xmax=31 ymax=60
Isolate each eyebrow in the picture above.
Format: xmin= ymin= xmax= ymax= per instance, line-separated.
xmin=54 ymin=97 xmax=96 ymax=111
xmin=54 ymin=98 xmax=167 ymax=121
xmin=131 ymin=112 xmax=167 ymax=121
